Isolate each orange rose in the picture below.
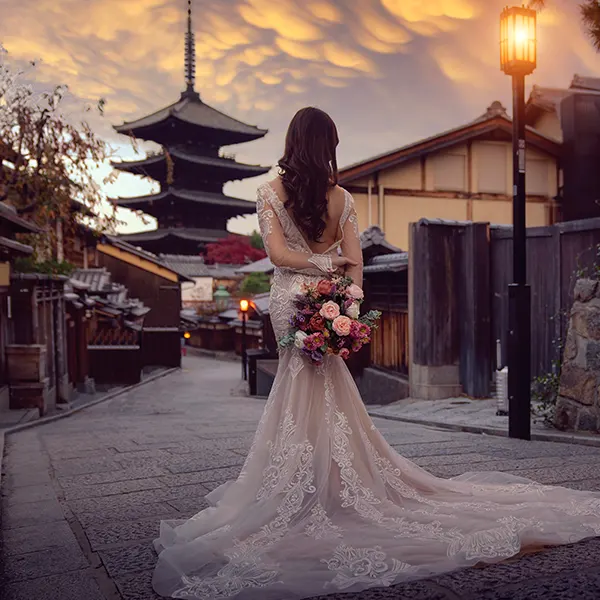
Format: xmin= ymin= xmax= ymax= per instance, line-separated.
xmin=317 ymin=279 xmax=335 ymax=296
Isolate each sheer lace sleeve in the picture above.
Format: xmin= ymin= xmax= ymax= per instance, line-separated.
xmin=256 ymin=185 xmax=336 ymax=274
xmin=340 ymin=191 xmax=363 ymax=287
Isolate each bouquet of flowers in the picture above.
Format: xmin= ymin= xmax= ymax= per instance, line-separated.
xmin=279 ymin=276 xmax=382 ymax=365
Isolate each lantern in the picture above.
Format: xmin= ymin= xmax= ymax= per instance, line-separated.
xmin=500 ymin=5 xmax=537 ymax=76
xmin=213 ymin=285 xmax=230 ymax=312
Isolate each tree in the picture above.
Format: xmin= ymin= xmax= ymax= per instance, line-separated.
xmin=205 ymin=235 xmax=267 ymax=265
xmin=240 ymin=272 xmax=271 ymax=295
xmin=531 ymin=1 xmax=600 ymax=50
xmin=0 ymin=46 xmax=117 ymax=259
xmin=250 ymin=230 xmax=264 ymax=250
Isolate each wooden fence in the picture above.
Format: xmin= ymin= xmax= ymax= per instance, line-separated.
xmin=371 ymin=311 xmax=409 ymax=374
xmin=411 ymin=216 xmax=600 ymax=399
xmin=364 ymin=271 xmax=409 ymax=375
xmin=491 ymin=217 xmax=600 ymax=378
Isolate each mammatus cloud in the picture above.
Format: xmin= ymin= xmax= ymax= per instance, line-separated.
xmin=1 ymin=0 xmax=599 ymax=234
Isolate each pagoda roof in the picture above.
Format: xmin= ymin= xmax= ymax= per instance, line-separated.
xmin=113 ymin=188 xmax=256 ymax=214
xmin=114 ymin=91 xmax=267 ymax=144
xmin=117 ymin=227 xmax=229 ymax=245
xmin=112 ymin=148 xmax=269 ymax=179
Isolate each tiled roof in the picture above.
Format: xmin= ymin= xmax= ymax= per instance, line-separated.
xmin=0 ymin=202 xmax=40 ymax=234
xmin=114 ymin=93 xmax=267 ymax=139
xmin=102 ymin=236 xmax=192 ymax=282
xmin=113 ymin=188 xmax=256 ymax=213
xmin=113 ymin=149 xmax=269 ymax=178
xmin=236 ymin=256 xmax=274 ymax=274
xmin=360 ymin=226 xmax=403 ymax=254
xmin=159 ymin=254 xmax=210 ymax=278
xmin=0 ymin=236 xmax=33 ymax=256
xmin=117 ymin=228 xmax=229 ymax=245
xmin=364 ymin=252 xmax=409 ymax=274
xmin=159 ymin=254 xmax=244 ymax=280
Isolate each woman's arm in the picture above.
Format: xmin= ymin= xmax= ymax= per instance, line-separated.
xmin=340 ymin=193 xmax=363 ymax=287
xmin=257 ymin=185 xmax=356 ymax=275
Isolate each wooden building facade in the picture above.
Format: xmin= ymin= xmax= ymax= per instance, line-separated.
xmin=96 ymin=237 xmax=190 ymax=368
xmin=340 ymin=101 xmax=561 ymax=251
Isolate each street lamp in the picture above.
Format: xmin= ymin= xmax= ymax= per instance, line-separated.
xmin=240 ymin=298 xmax=250 ymax=380
xmin=500 ymin=5 xmax=537 ymax=441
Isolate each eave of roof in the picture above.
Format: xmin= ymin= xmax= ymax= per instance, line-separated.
xmin=0 ymin=203 xmax=41 ymax=233
xmin=0 ymin=236 xmax=33 ymax=256
xmin=101 ymin=235 xmax=194 ymax=283
xmin=112 ymin=188 xmax=256 ymax=213
xmin=114 ymin=93 xmax=267 ymax=139
xmin=339 ymin=115 xmax=561 ymax=184
xmin=112 ymin=149 xmax=269 ymax=176
xmin=116 ymin=228 xmax=229 ymax=244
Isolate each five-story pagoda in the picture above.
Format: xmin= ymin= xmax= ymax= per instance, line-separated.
xmin=112 ymin=0 xmax=269 ymax=256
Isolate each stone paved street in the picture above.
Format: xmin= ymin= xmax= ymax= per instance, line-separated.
xmin=2 ymin=355 xmax=600 ymax=600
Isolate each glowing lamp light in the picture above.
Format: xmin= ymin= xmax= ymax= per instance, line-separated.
xmin=500 ymin=5 xmax=537 ymax=76
xmin=239 ymin=299 xmax=250 ymax=313
xmin=183 ymin=331 xmax=191 ymax=340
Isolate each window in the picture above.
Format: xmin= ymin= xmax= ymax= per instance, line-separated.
xmin=477 ymin=144 xmax=507 ymax=194
xmin=526 ymin=159 xmax=549 ymax=196
xmin=432 ymin=153 xmax=466 ymax=192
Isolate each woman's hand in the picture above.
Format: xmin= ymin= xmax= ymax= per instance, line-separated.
xmin=332 ymin=255 xmax=359 ymax=270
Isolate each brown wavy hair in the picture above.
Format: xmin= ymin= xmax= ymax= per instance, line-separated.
xmin=277 ymin=107 xmax=339 ymax=242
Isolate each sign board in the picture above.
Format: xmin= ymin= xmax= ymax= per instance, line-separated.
xmin=182 ymin=277 xmax=213 ymax=304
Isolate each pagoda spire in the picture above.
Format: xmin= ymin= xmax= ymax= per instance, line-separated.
xmin=184 ymin=0 xmax=197 ymax=97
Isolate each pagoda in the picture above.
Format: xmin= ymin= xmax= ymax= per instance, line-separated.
xmin=112 ymin=0 xmax=269 ymax=256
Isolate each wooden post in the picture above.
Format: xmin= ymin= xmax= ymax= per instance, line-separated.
xmin=409 ymin=220 xmax=462 ymax=400
xmin=458 ymin=223 xmax=492 ymax=397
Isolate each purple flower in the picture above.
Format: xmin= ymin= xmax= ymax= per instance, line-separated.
xmin=311 ymin=350 xmax=324 ymax=363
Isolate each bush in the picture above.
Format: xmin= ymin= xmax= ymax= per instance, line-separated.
xmin=240 ymin=272 xmax=271 ymax=295
xmin=14 ymin=257 xmax=75 ymax=276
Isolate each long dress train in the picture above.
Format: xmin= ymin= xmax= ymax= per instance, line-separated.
xmin=152 ymin=183 xmax=600 ymax=600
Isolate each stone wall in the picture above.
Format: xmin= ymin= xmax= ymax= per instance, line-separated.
xmin=555 ymin=278 xmax=600 ymax=432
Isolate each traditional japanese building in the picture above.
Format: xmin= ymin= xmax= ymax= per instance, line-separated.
xmin=112 ymin=0 xmax=269 ymax=256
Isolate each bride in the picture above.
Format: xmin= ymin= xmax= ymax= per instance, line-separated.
xmin=153 ymin=107 xmax=600 ymax=600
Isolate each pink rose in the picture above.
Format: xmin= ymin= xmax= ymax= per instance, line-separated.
xmin=332 ymin=315 xmax=352 ymax=336
xmin=316 ymin=279 xmax=335 ymax=296
xmin=320 ymin=301 xmax=340 ymax=320
xmin=339 ymin=348 xmax=350 ymax=360
xmin=346 ymin=284 xmax=364 ymax=300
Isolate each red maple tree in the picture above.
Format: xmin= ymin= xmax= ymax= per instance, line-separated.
xmin=205 ymin=235 xmax=267 ymax=265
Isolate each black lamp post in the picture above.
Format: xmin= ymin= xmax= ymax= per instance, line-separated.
xmin=500 ymin=5 xmax=537 ymax=441
xmin=240 ymin=299 xmax=249 ymax=380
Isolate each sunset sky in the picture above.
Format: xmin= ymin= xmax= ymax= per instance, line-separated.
xmin=1 ymin=0 xmax=599 ymax=235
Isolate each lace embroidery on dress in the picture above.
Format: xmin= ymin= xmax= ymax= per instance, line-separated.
xmin=153 ymin=181 xmax=600 ymax=600
xmin=322 ymin=544 xmax=414 ymax=590
xmin=304 ymin=504 xmax=343 ymax=540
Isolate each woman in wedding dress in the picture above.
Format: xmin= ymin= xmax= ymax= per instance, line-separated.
xmin=153 ymin=107 xmax=600 ymax=600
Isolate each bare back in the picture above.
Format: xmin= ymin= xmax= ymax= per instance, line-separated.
xmin=268 ymin=177 xmax=346 ymax=254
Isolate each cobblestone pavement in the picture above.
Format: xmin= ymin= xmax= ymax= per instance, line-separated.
xmin=1 ymin=355 xmax=600 ymax=600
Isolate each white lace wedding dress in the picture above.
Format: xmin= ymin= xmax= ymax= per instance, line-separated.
xmin=153 ymin=182 xmax=600 ymax=600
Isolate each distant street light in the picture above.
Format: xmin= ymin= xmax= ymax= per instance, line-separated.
xmin=500 ymin=5 xmax=537 ymax=441
xmin=240 ymin=298 xmax=250 ymax=380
